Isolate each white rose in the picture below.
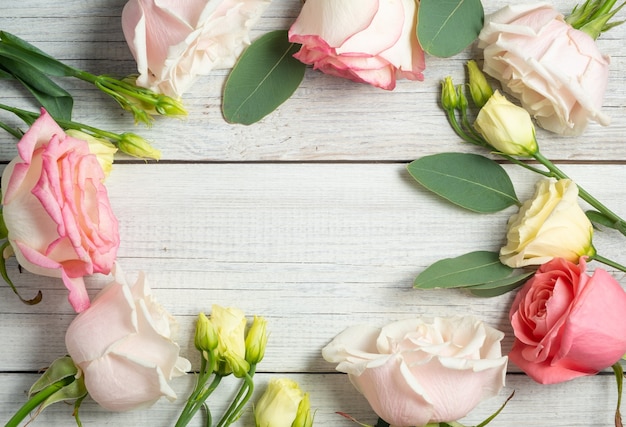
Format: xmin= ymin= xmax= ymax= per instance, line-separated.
xmin=65 ymin=264 xmax=191 ymax=411
xmin=478 ymin=3 xmax=610 ymax=136
xmin=121 ymin=0 xmax=271 ymax=98
xmin=322 ymin=316 xmax=507 ymax=427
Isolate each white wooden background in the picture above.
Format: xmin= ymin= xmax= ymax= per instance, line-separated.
xmin=1 ymin=1 xmax=626 ymax=426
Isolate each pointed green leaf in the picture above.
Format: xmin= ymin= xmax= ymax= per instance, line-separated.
xmin=407 ymin=152 xmax=519 ymax=213
xmin=414 ymin=251 xmax=513 ymax=289
xmin=586 ymin=209 xmax=626 ymax=236
xmin=468 ymin=271 xmax=534 ymax=297
xmin=222 ymin=30 xmax=305 ymax=125
xmin=0 ymin=31 xmax=75 ymax=77
xmin=29 ymin=356 xmax=79 ymax=395
xmin=418 ymin=0 xmax=484 ymax=57
xmin=1 ymin=59 xmax=73 ymax=121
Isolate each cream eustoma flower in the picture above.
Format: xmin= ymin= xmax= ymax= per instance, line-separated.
xmin=500 ymin=178 xmax=595 ymax=268
xmin=254 ymin=378 xmax=313 ymax=427
xmin=474 ymin=90 xmax=538 ymax=157
xmin=65 ymin=130 xmax=118 ymax=177
xmin=211 ymin=304 xmax=249 ymax=375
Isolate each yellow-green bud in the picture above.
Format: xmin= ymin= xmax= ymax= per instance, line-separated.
xmin=456 ymin=84 xmax=468 ymax=112
xmin=117 ymin=133 xmax=161 ymax=160
xmin=441 ymin=76 xmax=458 ymax=111
xmin=292 ymin=393 xmax=314 ymax=427
xmin=245 ymin=316 xmax=268 ymax=365
xmin=223 ymin=349 xmax=250 ymax=378
xmin=195 ymin=312 xmax=218 ymax=353
xmin=254 ymin=378 xmax=306 ymax=427
xmin=474 ymin=91 xmax=539 ymax=157
xmin=155 ymin=95 xmax=188 ymax=117
xmin=467 ymin=60 xmax=494 ymax=107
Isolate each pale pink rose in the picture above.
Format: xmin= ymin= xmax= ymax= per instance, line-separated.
xmin=1 ymin=109 xmax=119 ymax=313
xmin=122 ymin=0 xmax=271 ymax=98
xmin=322 ymin=316 xmax=507 ymax=426
xmin=65 ymin=264 xmax=191 ymax=411
xmin=509 ymin=257 xmax=626 ymax=384
xmin=288 ymin=0 xmax=425 ymax=90
xmin=478 ymin=3 xmax=610 ymax=135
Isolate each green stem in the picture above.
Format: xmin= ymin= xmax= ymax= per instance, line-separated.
xmin=593 ymin=254 xmax=626 ymax=273
xmin=0 ymin=120 xmax=22 ymax=139
xmin=533 ymin=151 xmax=626 ymax=225
xmin=590 ymin=0 xmax=619 ymax=21
xmin=0 ymin=103 xmax=121 ymax=142
xmin=5 ymin=376 xmax=74 ymax=427
xmin=446 ymin=109 xmax=488 ymax=148
xmin=612 ymin=362 xmax=623 ymax=427
xmin=216 ymin=365 xmax=257 ymax=427
xmin=175 ymin=352 xmax=223 ymax=427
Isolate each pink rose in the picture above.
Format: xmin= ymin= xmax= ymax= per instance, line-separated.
xmin=66 ymin=264 xmax=191 ymax=411
xmin=122 ymin=0 xmax=271 ymax=98
xmin=478 ymin=3 xmax=610 ymax=135
xmin=509 ymin=257 xmax=626 ymax=384
xmin=322 ymin=316 xmax=507 ymax=426
xmin=288 ymin=0 xmax=425 ymax=90
xmin=1 ymin=109 xmax=119 ymax=313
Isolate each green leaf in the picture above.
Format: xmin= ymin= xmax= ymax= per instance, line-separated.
xmin=222 ymin=30 xmax=305 ymax=125
xmin=407 ymin=152 xmax=519 ymax=213
xmin=468 ymin=271 xmax=533 ymax=297
xmin=417 ymin=0 xmax=485 ymax=57
xmin=0 ymin=31 xmax=75 ymax=77
xmin=0 ymin=59 xmax=73 ymax=121
xmin=414 ymin=251 xmax=513 ymax=289
xmin=586 ymin=209 xmax=626 ymax=236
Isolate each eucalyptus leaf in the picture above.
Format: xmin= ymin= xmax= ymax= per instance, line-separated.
xmin=1 ymin=58 xmax=73 ymax=121
xmin=414 ymin=251 xmax=513 ymax=289
xmin=407 ymin=152 xmax=519 ymax=213
xmin=222 ymin=30 xmax=305 ymax=125
xmin=417 ymin=0 xmax=484 ymax=57
xmin=468 ymin=271 xmax=534 ymax=297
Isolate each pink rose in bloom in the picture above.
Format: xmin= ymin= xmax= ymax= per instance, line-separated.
xmin=478 ymin=3 xmax=610 ymax=135
xmin=122 ymin=0 xmax=271 ymax=98
xmin=1 ymin=109 xmax=119 ymax=313
xmin=288 ymin=0 xmax=425 ymax=90
xmin=322 ymin=316 xmax=507 ymax=426
xmin=65 ymin=264 xmax=191 ymax=411
xmin=509 ymin=257 xmax=626 ymax=384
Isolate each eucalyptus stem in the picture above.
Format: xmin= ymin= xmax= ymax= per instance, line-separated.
xmin=5 ymin=376 xmax=74 ymax=427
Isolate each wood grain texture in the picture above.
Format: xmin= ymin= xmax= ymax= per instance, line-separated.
xmin=2 ymin=0 xmax=626 ymax=426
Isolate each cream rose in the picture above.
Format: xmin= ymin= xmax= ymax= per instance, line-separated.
xmin=500 ymin=178 xmax=595 ymax=268
xmin=478 ymin=3 xmax=610 ymax=135
xmin=322 ymin=316 xmax=507 ymax=426
xmin=288 ymin=0 xmax=425 ymax=90
xmin=1 ymin=109 xmax=119 ymax=313
xmin=65 ymin=264 xmax=191 ymax=411
xmin=121 ymin=0 xmax=271 ymax=98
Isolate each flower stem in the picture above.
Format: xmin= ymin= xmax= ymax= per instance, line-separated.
xmin=5 ymin=376 xmax=74 ymax=427
xmin=533 ymin=151 xmax=626 ymax=226
xmin=216 ymin=365 xmax=257 ymax=427
xmin=0 ymin=120 xmax=22 ymax=139
xmin=593 ymin=254 xmax=626 ymax=273
xmin=612 ymin=362 xmax=624 ymax=427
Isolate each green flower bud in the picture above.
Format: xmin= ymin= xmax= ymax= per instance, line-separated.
xmin=117 ymin=133 xmax=161 ymax=160
xmin=441 ymin=76 xmax=458 ymax=111
xmin=223 ymin=349 xmax=250 ymax=378
xmin=474 ymin=91 xmax=539 ymax=157
xmin=195 ymin=312 xmax=218 ymax=354
xmin=292 ymin=393 xmax=314 ymax=427
xmin=245 ymin=316 xmax=268 ymax=365
xmin=466 ymin=60 xmax=494 ymax=107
